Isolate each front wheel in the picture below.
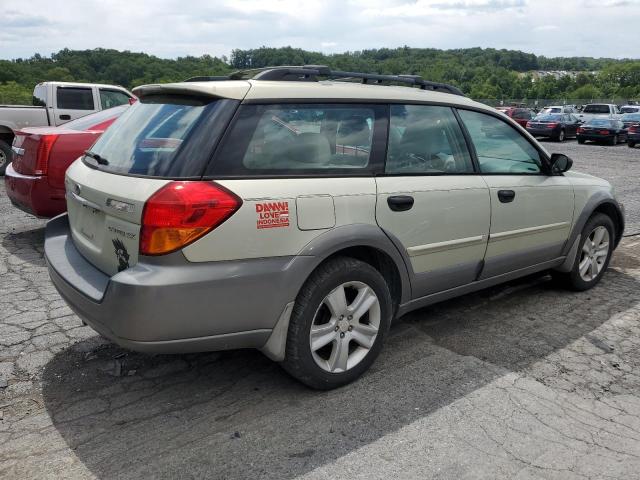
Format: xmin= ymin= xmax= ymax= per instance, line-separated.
xmin=281 ymin=257 xmax=392 ymax=389
xmin=0 ymin=140 xmax=11 ymax=176
xmin=553 ymin=213 xmax=615 ymax=291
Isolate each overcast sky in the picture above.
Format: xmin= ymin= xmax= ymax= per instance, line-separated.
xmin=2 ymin=0 xmax=639 ymax=61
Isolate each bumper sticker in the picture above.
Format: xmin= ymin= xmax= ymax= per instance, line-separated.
xmin=256 ymin=201 xmax=289 ymax=229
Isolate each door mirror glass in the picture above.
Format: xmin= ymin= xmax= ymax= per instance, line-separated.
xmin=550 ymin=153 xmax=572 ymax=173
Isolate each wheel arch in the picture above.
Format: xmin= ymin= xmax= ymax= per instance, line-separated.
xmin=0 ymin=125 xmax=15 ymax=146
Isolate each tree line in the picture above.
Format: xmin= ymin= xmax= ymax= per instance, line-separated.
xmin=1 ymin=46 xmax=639 ymax=105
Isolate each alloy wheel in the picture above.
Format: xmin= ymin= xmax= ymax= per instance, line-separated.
xmin=578 ymin=226 xmax=610 ymax=282
xmin=0 ymin=149 xmax=6 ymax=168
xmin=309 ymin=281 xmax=381 ymax=373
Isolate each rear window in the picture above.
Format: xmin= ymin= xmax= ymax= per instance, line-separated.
xmin=621 ymin=107 xmax=639 ymax=113
xmin=84 ymin=95 xmax=238 ymax=178
xmin=62 ymin=105 xmax=128 ymax=131
xmin=586 ymin=119 xmax=613 ymax=127
xmin=583 ymin=104 xmax=611 ymax=114
xmin=622 ymin=113 xmax=640 ymax=121
xmin=536 ymin=114 xmax=562 ymax=121
xmin=210 ymin=104 xmax=386 ymax=176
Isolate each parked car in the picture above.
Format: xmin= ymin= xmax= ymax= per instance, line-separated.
xmin=496 ymin=106 xmax=534 ymax=127
xmin=628 ymin=124 xmax=640 ymax=148
xmin=621 ymin=113 xmax=640 ymax=129
xmin=539 ymin=105 xmax=577 ymax=115
xmin=0 ymin=82 xmax=135 ymax=175
xmin=577 ymin=118 xmax=628 ymax=145
xmin=44 ymin=66 xmax=624 ymax=390
xmin=4 ymin=106 xmax=127 ymax=218
xmin=526 ymin=113 xmax=581 ymax=141
xmin=620 ymin=105 xmax=640 ymax=114
xmin=576 ymin=103 xmax=621 ymax=123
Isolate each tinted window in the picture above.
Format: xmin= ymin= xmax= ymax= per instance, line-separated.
xmin=536 ymin=114 xmax=562 ymax=121
xmin=458 ymin=109 xmax=542 ymax=174
xmin=56 ymin=87 xmax=94 ymax=110
xmin=583 ymin=104 xmax=611 ymax=114
xmin=586 ymin=119 xmax=613 ymax=127
xmin=512 ymin=109 xmax=531 ymax=120
xmin=63 ymin=105 xmax=128 ymax=131
xmin=99 ymin=89 xmax=131 ymax=109
xmin=386 ymin=105 xmax=473 ymax=174
xmin=213 ymin=104 xmax=383 ymax=175
xmin=85 ymin=96 xmax=237 ymax=178
xmin=33 ymin=84 xmax=47 ymax=107
xmin=621 ymin=106 xmax=639 ymax=113
xmin=622 ymin=113 xmax=640 ymax=121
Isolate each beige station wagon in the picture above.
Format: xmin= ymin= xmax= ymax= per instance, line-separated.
xmin=44 ymin=66 xmax=624 ymax=389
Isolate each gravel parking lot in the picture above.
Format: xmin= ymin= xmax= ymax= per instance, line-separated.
xmin=1 ymin=141 xmax=640 ymax=479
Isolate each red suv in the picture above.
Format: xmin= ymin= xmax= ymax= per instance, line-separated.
xmin=496 ymin=107 xmax=534 ymax=128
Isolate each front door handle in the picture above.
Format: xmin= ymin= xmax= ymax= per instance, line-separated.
xmin=498 ymin=190 xmax=516 ymax=203
xmin=387 ymin=195 xmax=414 ymax=212
xmin=59 ymin=114 xmax=71 ymax=120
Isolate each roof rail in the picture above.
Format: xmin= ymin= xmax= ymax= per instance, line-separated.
xmin=250 ymin=65 xmax=465 ymax=96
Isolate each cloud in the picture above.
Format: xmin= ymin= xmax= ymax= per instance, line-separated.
xmin=0 ymin=0 xmax=638 ymax=61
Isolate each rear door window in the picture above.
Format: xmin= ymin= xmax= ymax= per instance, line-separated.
xmin=211 ymin=104 xmax=386 ymax=176
xmin=56 ymin=87 xmax=95 ymax=110
xmin=84 ymin=95 xmax=239 ymax=178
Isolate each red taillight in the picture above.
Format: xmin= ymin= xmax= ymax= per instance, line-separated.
xmin=577 ymin=127 xmax=584 ymax=133
xmin=629 ymin=125 xmax=638 ymax=133
xmin=546 ymin=123 xmax=558 ymax=129
xmin=13 ymin=134 xmax=58 ymax=175
xmin=525 ymin=121 xmax=532 ymax=128
xmin=140 ymin=181 xmax=242 ymax=256
xmin=599 ymin=130 xmax=610 ymax=135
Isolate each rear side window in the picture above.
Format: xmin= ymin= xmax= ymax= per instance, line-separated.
xmin=458 ymin=109 xmax=542 ymax=174
xmin=99 ymin=89 xmax=131 ymax=109
xmin=84 ymin=95 xmax=238 ymax=178
xmin=57 ymin=87 xmax=94 ymax=110
xmin=212 ymin=104 xmax=385 ymax=176
xmin=386 ymin=105 xmax=473 ymax=174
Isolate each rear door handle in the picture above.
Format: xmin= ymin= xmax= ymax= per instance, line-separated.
xmin=498 ymin=190 xmax=516 ymax=203
xmin=387 ymin=195 xmax=414 ymax=212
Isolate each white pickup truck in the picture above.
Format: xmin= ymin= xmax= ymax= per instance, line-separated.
xmin=0 ymin=81 xmax=134 ymax=174
xmin=577 ymin=103 xmax=622 ymax=123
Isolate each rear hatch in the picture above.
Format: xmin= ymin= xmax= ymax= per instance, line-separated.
xmin=65 ymin=86 xmax=246 ymax=276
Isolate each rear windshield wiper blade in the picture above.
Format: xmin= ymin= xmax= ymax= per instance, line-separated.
xmin=84 ymin=150 xmax=109 ymax=165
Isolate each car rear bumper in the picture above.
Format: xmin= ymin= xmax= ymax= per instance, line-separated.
xmin=577 ymin=133 xmax=615 ymax=141
xmin=628 ymin=133 xmax=640 ymax=142
xmin=45 ymin=214 xmax=313 ymax=354
xmin=526 ymin=128 xmax=557 ymax=137
xmin=4 ymin=163 xmax=66 ymax=218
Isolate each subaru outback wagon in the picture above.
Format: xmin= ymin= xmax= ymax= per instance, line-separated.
xmin=45 ymin=66 xmax=624 ymax=389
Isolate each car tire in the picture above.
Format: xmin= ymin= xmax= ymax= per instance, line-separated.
xmin=610 ymin=134 xmax=618 ymax=146
xmin=552 ymin=213 xmax=615 ymax=292
xmin=0 ymin=140 xmax=12 ymax=176
xmin=578 ymin=138 xmax=586 ymax=144
xmin=630 ymin=141 xmax=636 ymax=148
xmin=557 ymin=129 xmax=565 ymax=142
xmin=281 ymin=256 xmax=392 ymax=390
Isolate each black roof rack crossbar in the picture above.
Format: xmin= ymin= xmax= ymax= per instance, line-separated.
xmin=251 ymin=65 xmax=464 ymax=96
xmin=183 ymin=65 xmax=464 ymax=96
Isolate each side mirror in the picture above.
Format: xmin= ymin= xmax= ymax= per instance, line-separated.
xmin=550 ymin=153 xmax=572 ymax=174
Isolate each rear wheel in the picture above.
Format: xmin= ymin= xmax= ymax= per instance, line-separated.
xmin=553 ymin=213 xmax=614 ymax=291
xmin=629 ymin=141 xmax=636 ymax=148
xmin=557 ymin=129 xmax=565 ymax=142
xmin=0 ymin=140 xmax=11 ymax=176
xmin=281 ymin=257 xmax=392 ymax=390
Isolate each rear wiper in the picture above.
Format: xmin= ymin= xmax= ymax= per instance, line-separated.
xmin=84 ymin=150 xmax=109 ymax=165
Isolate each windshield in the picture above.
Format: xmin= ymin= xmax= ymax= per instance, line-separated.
xmin=535 ymin=114 xmax=562 ymax=121
xmin=585 ymin=119 xmax=613 ymax=127
xmin=583 ymin=105 xmax=611 ymax=114
xmin=84 ymin=95 xmax=237 ymax=178
xmin=62 ymin=105 xmax=128 ymax=131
